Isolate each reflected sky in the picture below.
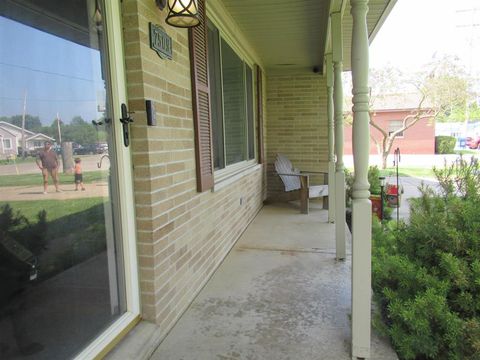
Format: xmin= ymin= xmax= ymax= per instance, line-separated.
xmin=0 ymin=16 xmax=105 ymax=125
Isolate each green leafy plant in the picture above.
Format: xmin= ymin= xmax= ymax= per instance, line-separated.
xmin=373 ymin=157 xmax=480 ymax=359
xmin=345 ymin=166 xmax=392 ymax=220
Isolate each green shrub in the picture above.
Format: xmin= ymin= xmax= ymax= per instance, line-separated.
xmin=368 ymin=166 xmax=381 ymax=195
xmin=435 ymin=136 xmax=457 ymax=154
xmin=373 ymin=157 xmax=480 ymax=359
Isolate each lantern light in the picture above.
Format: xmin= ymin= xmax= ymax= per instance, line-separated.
xmin=165 ymin=0 xmax=200 ymax=28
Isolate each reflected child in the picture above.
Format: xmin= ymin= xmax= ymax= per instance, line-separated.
xmin=73 ymin=158 xmax=85 ymax=191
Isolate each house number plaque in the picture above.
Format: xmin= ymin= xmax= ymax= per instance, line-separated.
xmin=149 ymin=23 xmax=172 ymax=60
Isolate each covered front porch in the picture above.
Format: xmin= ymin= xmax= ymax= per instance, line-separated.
xmin=108 ymin=202 xmax=396 ymax=359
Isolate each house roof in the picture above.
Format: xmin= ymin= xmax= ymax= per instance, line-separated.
xmin=220 ymin=0 xmax=396 ymax=72
xmin=0 ymin=125 xmax=17 ymax=138
xmin=343 ymin=92 xmax=434 ymax=113
xmin=26 ymin=133 xmax=55 ymax=142
xmin=0 ymin=121 xmax=35 ymax=136
xmin=371 ymin=93 xmax=433 ymax=111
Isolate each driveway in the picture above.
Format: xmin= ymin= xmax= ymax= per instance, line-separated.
xmin=390 ymin=176 xmax=439 ymax=221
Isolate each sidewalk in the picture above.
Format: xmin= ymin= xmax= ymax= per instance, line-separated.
xmin=0 ymin=182 xmax=109 ymax=201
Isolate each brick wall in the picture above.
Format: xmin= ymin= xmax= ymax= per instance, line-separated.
xmin=122 ymin=0 xmax=264 ymax=338
xmin=265 ymin=72 xmax=328 ymax=200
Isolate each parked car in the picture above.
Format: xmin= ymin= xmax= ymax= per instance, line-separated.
xmin=73 ymin=143 xmax=108 ymax=155
xmin=96 ymin=143 xmax=108 ymax=154
xmin=73 ymin=144 xmax=97 ymax=155
xmin=466 ymin=136 xmax=480 ymax=149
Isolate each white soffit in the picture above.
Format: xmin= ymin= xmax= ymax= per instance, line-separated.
xmin=220 ymin=0 xmax=331 ymax=72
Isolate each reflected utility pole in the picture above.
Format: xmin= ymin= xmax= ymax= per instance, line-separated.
xmin=56 ymin=112 xmax=62 ymax=144
xmin=21 ymin=90 xmax=27 ymax=158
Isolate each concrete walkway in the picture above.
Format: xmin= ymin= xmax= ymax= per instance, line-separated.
xmin=110 ymin=202 xmax=397 ymax=360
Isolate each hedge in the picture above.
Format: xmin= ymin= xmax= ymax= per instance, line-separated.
xmin=435 ymin=135 xmax=456 ymax=154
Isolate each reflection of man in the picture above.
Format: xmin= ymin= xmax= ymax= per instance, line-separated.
xmin=36 ymin=141 xmax=60 ymax=194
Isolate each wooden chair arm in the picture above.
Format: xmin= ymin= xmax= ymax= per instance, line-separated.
xmin=299 ymin=172 xmax=328 ymax=177
xmin=277 ymin=173 xmax=305 ymax=177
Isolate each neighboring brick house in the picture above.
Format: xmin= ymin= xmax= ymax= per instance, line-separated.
xmin=344 ymin=94 xmax=436 ymax=155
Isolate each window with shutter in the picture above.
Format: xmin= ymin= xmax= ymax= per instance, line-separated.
xmin=206 ymin=20 xmax=257 ymax=173
xmin=189 ymin=0 xmax=214 ymax=192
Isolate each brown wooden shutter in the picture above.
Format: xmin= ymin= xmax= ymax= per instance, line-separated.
xmin=189 ymin=0 xmax=214 ymax=192
xmin=256 ymin=65 xmax=265 ymax=164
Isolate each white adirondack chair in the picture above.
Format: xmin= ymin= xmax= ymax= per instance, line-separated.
xmin=274 ymin=153 xmax=328 ymax=214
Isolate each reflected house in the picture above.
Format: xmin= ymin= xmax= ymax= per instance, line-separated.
xmin=0 ymin=0 xmax=396 ymax=359
xmin=0 ymin=121 xmax=55 ymax=158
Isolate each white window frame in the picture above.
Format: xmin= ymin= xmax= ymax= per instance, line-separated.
xmin=207 ymin=17 xmax=257 ymax=183
xmin=3 ymin=138 xmax=12 ymax=149
xmin=388 ymin=119 xmax=404 ymax=138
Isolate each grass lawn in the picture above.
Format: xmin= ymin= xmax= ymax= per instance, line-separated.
xmin=0 ymin=156 xmax=37 ymax=165
xmin=0 ymin=197 xmax=107 ymax=280
xmin=379 ymin=167 xmax=435 ymax=179
xmin=0 ymin=197 xmax=105 ymax=224
xmin=0 ymin=170 xmax=108 ymax=187
xmin=455 ymin=149 xmax=478 ymax=155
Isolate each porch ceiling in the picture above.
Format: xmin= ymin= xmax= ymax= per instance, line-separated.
xmin=220 ymin=0 xmax=395 ymax=73
xmin=221 ymin=0 xmax=330 ymax=72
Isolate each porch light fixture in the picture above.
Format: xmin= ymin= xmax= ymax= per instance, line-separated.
xmin=165 ymin=0 xmax=200 ymax=28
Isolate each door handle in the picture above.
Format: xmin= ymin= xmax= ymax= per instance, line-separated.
xmin=120 ymin=103 xmax=134 ymax=147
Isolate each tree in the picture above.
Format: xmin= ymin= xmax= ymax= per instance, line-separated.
xmin=422 ymin=55 xmax=472 ymax=123
xmin=345 ymin=57 xmax=473 ymax=169
xmin=61 ymin=116 xmax=97 ymax=145
xmin=369 ymin=93 xmax=435 ymax=169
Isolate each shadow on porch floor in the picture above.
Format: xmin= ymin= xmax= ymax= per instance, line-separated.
xmin=108 ymin=202 xmax=397 ymax=360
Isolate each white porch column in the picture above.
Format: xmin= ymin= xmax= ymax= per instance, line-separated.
xmin=351 ymin=0 xmax=372 ymax=358
xmin=326 ymin=53 xmax=336 ymax=224
xmin=332 ymin=12 xmax=346 ymax=260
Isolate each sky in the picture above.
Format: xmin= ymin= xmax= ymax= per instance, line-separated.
xmin=2 ymin=0 xmax=479 ymax=125
xmin=370 ymin=0 xmax=480 ymax=79
xmin=0 ymin=16 xmax=105 ymax=126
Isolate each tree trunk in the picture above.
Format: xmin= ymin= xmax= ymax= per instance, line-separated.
xmin=382 ymin=152 xmax=388 ymax=169
xmin=61 ymin=142 xmax=74 ymax=174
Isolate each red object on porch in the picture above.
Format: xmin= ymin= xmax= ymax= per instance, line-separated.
xmin=370 ymin=195 xmax=382 ymax=219
xmin=386 ymin=184 xmax=400 ymax=207
xmin=386 ymin=184 xmax=398 ymax=195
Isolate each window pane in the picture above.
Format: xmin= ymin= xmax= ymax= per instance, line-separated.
xmin=246 ymin=65 xmax=254 ymax=160
xmin=207 ymin=22 xmax=224 ymax=170
xmin=389 ymin=120 xmax=404 ymax=137
xmin=221 ymin=39 xmax=246 ymax=166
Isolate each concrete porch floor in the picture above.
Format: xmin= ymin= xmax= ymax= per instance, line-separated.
xmin=109 ymin=202 xmax=397 ymax=360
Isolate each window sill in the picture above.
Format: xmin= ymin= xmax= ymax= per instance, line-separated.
xmin=213 ymin=163 xmax=262 ymax=192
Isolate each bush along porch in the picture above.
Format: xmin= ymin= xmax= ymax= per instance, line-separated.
xmin=372 ymin=156 xmax=480 ymax=360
